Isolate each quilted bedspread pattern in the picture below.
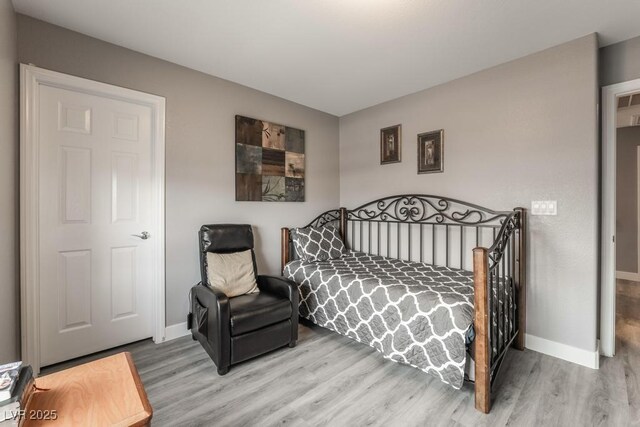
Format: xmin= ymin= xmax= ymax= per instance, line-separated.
xmin=283 ymin=251 xmax=475 ymax=389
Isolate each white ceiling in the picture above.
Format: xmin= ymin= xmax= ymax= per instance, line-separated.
xmin=12 ymin=0 xmax=640 ymax=116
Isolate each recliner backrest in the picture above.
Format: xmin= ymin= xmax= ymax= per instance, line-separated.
xmin=199 ymin=224 xmax=258 ymax=285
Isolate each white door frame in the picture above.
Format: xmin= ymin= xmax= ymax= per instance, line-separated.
xmin=601 ymin=77 xmax=640 ymax=357
xmin=20 ymin=64 xmax=166 ymax=372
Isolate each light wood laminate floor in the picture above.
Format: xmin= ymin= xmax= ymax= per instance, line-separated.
xmin=42 ymin=319 xmax=640 ymax=427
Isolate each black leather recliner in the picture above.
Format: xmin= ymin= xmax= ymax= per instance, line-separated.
xmin=189 ymin=224 xmax=298 ymax=375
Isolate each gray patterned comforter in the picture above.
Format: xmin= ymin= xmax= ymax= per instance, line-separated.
xmin=283 ymin=251 xmax=475 ymax=389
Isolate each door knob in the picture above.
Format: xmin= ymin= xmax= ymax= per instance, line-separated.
xmin=132 ymin=231 xmax=151 ymax=240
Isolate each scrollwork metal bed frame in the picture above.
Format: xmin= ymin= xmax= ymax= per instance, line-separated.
xmin=280 ymin=194 xmax=526 ymax=413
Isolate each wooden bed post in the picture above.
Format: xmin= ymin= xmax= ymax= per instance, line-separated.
xmin=473 ymin=247 xmax=491 ymax=414
xmin=514 ymin=207 xmax=527 ymax=351
xmin=281 ymin=227 xmax=290 ymax=274
xmin=339 ymin=207 xmax=348 ymax=247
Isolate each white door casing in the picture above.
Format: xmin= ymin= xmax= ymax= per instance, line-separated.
xmin=21 ymin=65 xmax=166 ymax=372
xmin=601 ymin=77 xmax=640 ymax=358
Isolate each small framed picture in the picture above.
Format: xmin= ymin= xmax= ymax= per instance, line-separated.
xmin=380 ymin=124 xmax=401 ymax=164
xmin=417 ymin=129 xmax=444 ymax=174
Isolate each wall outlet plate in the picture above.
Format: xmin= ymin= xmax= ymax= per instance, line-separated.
xmin=531 ymin=200 xmax=557 ymax=215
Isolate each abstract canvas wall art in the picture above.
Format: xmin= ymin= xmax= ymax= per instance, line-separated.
xmin=235 ymin=115 xmax=305 ymax=201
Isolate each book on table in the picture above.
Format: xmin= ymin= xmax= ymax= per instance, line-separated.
xmin=0 ymin=362 xmax=21 ymax=403
xmin=0 ymin=365 xmax=35 ymax=425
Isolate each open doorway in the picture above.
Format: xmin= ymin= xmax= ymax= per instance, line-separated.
xmin=602 ymin=79 xmax=640 ymax=357
xmin=615 ymin=91 xmax=640 ymax=349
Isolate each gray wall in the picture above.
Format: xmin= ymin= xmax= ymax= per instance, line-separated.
xmin=339 ymin=35 xmax=599 ymax=352
xmin=616 ymin=126 xmax=640 ymax=273
xmin=17 ymin=15 xmax=340 ymax=327
xmin=0 ymin=0 xmax=18 ymax=364
xmin=600 ymin=35 xmax=640 ymax=87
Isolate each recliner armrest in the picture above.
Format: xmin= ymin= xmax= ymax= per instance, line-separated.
xmin=191 ymin=282 xmax=231 ymax=369
xmin=257 ymin=275 xmax=299 ymax=344
xmin=197 ymin=281 xmax=228 ymax=303
xmin=257 ymin=275 xmax=298 ymax=304
xmin=194 ymin=281 xmax=229 ymax=313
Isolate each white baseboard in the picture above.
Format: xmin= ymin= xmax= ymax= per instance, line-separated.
xmin=164 ymin=321 xmax=190 ymax=342
xmin=525 ymin=334 xmax=599 ymax=369
xmin=616 ymin=270 xmax=640 ymax=281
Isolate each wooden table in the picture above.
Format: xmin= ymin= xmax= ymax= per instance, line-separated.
xmin=24 ymin=352 xmax=152 ymax=426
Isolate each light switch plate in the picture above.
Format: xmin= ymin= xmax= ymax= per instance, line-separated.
xmin=532 ymin=200 xmax=557 ymax=215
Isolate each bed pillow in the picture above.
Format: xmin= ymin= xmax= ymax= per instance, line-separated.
xmin=206 ymin=249 xmax=258 ymax=297
xmin=291 ymin=225 xmax=346 ymax=262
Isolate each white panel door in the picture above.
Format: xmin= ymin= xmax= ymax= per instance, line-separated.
xmin=38 ymin=84 xmax=154 ymax=366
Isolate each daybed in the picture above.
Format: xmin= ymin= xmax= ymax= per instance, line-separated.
xmin=281 ymin=195 xmax=526 ymax=414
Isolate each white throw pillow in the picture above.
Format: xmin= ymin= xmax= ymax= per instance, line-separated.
xmin=206 ymin=250 xmax=258 ymax=297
